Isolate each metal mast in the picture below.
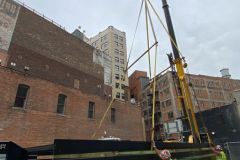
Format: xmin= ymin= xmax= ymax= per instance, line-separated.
xmin=162 ymin=0 xmax=201 ymax=143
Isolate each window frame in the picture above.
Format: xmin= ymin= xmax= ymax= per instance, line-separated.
xmin=115 ymin=74 xmax=120 ymax=80
xmin=120 ymin=59 xmax=124 ymax=64
xmin=56 ymin=94 xmax=67 ymax=115
xmin=88 ymin=101 xmax=95 ymax=119
xmin=121 ymin=93 xmax=125 ymax=100
xmin=14 ymin=84 xmax=30 ymax=108
xmin=115 ymin=83 xmax=120 ymax=88
xmin=116 ymin=92 xmax=120 ymax=98
xmin=111 ymin=108 xmax=116 ymax=123
xmin=115 ymin=57 xmax=119 ymax=63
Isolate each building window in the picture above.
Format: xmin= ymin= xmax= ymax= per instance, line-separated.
xmin=120 ymin=51 xmax=124 ymax=56
xmin=101 ymin=35 xmax=107 ymax=42
xmin=104 ymin=49 xmax=108 ymax=54
xmin=104 ymin=35 xmax=107 ymax=40
xmin=115 ymin=49 xmax=119 ymax=55
xmin=120 ymin=59 xmax=124 ymax=64
xmin=101 ymin=42 xmax=108 ymax=49
xmin=168 ymin=111 xmax=174 ymax=119
xmin=115 ymin=65 xmax=119 ymax=71
xmin=162 ymin=102 xmax=165 ymax=108
xmin=116 ymin=92 xmax=120 ymax=98
xmin=88 ymin=101 xmax=95 ymax=119
xmin=120 ymin=67 xmax=124 ymax=72
xmin=111 ymin=108 xmax=116 ymax=123
xmin=121 ymin=84 xmax=125 ymax=89
xmin=121 ymin=75 xmax=125 ymax=81
xmin=115 ymin=83 xmax=120 ymax=88
xmin=119 ymin=36 xmax=123 ymax=41
xmin=56 ymin=94 xmax=67 ymax=114
xmin=14 ymin=84 xmax=30 ymax=108
xmin=115 ymin=74 xmax=120 ymax=80
xmin=121 ymin=93 xmax=125 ymax=100
xmin=115 ymin=41 xmax=118 ymax=46
xmin=114 ymin=34 xmax=118 ymax=39
xmin=166 ymin=99 xmax=172 ymax=106
xmin=115 ymin=57 xmax=119 ymax=63
xmin=119 ymin=43 xmax=123 ymax=49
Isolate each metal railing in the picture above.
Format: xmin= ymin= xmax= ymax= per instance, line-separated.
xmin=14 ymin=0 xmax=66 ymax=31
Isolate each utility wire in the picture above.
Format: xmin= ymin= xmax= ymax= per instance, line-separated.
xmin=126 ymin=0 xmax=144 ymax=70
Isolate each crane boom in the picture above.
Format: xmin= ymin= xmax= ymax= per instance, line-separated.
xmin=162 ymin=0 xmax=201 ymax=143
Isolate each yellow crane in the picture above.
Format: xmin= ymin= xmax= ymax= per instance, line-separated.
xmin=161 ymin=0 xmax=201 ymax=143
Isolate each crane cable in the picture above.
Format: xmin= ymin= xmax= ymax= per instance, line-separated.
xmin=145 ymin=0 xmax=152 ymax=78
xmin=146 ymin=0 xmax=184 ymax=58
xmin=126 ymin=0 xmax=144 ymax=70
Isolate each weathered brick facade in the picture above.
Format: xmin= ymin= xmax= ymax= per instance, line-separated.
xmin=6 ymin=6 xmax=104 ymax=96
xmin=138 ymin=71 xmax=240 ymax=141
xmin=0 ymin=67 xmax=144 ymax=147
xmin=129 ymin=70 xmax=148 ymax=102
xmin=0 ymin=1 xmax=144 ymax=148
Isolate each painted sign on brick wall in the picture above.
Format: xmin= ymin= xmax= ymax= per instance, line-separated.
xmin=0 ymin=0 xmax=20 ymax=52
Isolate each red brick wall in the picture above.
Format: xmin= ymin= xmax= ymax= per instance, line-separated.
xmin=5 ymin=6 xmax=105 ymax=96
xmin=11 ymin=7 xmax=99 ymax=76
xmin=0 ymin=67 xmax=144 ymax=147
xmin=129 ymin=71 xmax=147 ymax=101
xmin=7 ymin=43 xmax=104 ymax=96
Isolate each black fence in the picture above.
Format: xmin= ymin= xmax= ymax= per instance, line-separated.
xmin=1 ymin=140 xmax=220 ymax=160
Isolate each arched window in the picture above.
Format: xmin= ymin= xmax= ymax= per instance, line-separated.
xmin=14 ymin=84 xmax=30 ymax=108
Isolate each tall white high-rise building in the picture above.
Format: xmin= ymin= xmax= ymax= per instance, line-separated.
xmin=87 ymin=26 xmax=128 ymax=100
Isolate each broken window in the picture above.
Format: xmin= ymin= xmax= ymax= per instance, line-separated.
xmin=57 ymin=94 xmax=67 ymax=114
xmin=14 ymin=84 xmax=30 ymax=108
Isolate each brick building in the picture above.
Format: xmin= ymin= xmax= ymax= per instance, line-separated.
xmin=129 ymin=70 xmax=149 ymax=103
xmin=0 ymin=0 xmax=144 ymax=147
xmin=130 ymin=70 xmax=240 ymax=141
xmin=86 ymin=26 xmax=129 ymax=101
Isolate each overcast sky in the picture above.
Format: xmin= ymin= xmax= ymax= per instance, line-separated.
xmin=20 ymin=0 xmax=240 ymax=79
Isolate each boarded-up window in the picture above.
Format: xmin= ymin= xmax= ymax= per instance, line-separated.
xmin=74 ymin=79 xmax=80 ymax=89
xmin=14 ymin=84 xmax=30 ymax=108
xmin=57 ymin=94 xmax=67 ymax=114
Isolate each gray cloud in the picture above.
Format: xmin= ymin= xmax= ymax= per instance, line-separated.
xmin=20 ymin=0 xmax=240 ymax=79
